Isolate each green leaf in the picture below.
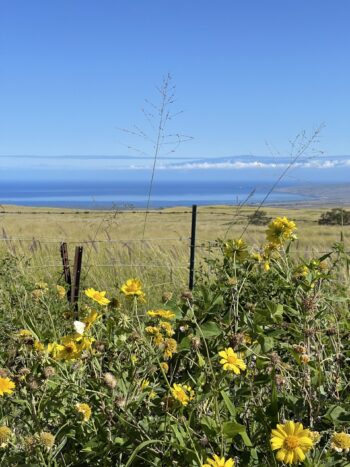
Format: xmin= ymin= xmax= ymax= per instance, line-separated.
xmin=220 ymin=390 xmax=236 ymax=418
xmin=258 ymin=334 xmax=274 ymax=352
xmin=125 ymin=439 xmax=163 ymax=467
xmin=198 ymin=321 xmax=221 ymax=338
xmin=222 ymin=421 xmax=246 ymax=438
xmin=240 ymin=431 xmax=253 ymax=447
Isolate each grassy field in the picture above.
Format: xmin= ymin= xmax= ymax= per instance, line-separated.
xmin=0 ymin=204 xmax=348 ymax=298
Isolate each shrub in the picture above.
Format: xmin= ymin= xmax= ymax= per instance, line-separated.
xmin=318 ymin=208 xmax=350 ymax=225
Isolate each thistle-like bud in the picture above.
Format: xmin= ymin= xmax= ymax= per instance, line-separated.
xmin=103 ymin=372 xmax=117 ymax=389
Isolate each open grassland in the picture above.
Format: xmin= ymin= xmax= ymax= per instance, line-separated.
xmin=0 ymin=204 xmax=349 ymax=300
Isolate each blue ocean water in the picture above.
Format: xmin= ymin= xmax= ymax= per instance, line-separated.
xmin=0 ymin=155 xmax=349 ymax=208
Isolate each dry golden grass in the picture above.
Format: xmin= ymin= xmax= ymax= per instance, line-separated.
xmin=0 ymin=204 xmax=348 ymax=297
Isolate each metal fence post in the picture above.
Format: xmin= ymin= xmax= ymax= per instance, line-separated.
xmin=71 ymin=246 xmax=83 ymax=319
xmin=189 ymin=204 xmax=197 ymax=290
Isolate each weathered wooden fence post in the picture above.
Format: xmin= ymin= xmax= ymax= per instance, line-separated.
xmin=60 ymin=243 xmax=83 ymax=319
xmin=188 ymin=204 xmax=197 ymax=290
xmin=60 ymin=242 xmax=72 ymax=302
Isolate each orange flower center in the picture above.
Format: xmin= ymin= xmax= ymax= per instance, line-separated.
xmin=284 ymin=435 xmax=300 ymax=449
xmin=93 ymin=292 xmax=103 ymax=301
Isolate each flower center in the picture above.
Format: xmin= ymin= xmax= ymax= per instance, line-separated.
xmin=65 ymin=344 xmax=75 ymax=353
xmin=227 ymin=355 xmax=237 ymax=364
xmin=93 ymin=292 xmax=102 ymax=301
xmin=284 ymin=435 xmax=300 ymax=449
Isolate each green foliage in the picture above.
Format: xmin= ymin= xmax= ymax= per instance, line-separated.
xmin=0 ymin=223 xmax=349 ymax=465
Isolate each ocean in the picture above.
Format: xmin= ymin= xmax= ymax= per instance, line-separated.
xmin=0 ymin=155 xmax=349 ymax=209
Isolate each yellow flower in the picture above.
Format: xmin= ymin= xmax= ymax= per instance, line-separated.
xmin=293 ymin=265 xmax=309 ymax=279
xmin=149 ymin=390 xmax=157 ymax=400
xmin=0 ymin=426 xmax=12 ymax=447
xmin=163 ymin=338 xmax=177 ymax=360
xmin=202 ymin=454 xmax=235 ymax=467
xmin=159 ymin=321 xmax=175 ymax=336
xmin=15 ymin=329 xmax=33 ymax=338
xmin=145 ymin=326 xmax=160 ymax=335
xmin=56 ymin=337 xmax=80 ymax=361
xmin=131 ymin=354 xmax=138 ymax=364
xmin=76 ymin=403 xmax=92 ymax=422
xmin=56 ymin=285 xmax=66 ymax=298
xmin=47 ymin=342 xmax=65 ymax=359
xmin=85 ymin=288 xmax=110 ymax=306
xmin=330 ymin=432 xmax=350 ymax=453
xmin=34 ymin=341 xmax=45 ymax=352
xmin=251 ymin=252 xmax=263 ymax=262
xmin=171 ymin=383 xmax=194 ymax=406
xmin=263 ymin=261 xmax=270 ymax=272
xmin=141 ymin=379 xmax=150 ymax=390
xmin=154 ymin=333 xmax=164 ymax=346
xmin=120 ymin=279 xmax=144 ymax=297
xmin=266 ymin=217 xmax=297 ymax=244
xmin=82 ymin=310 xmax=101 ymax=330
xmin=224 ymin=239 xmax=249 ymax=261
xmin=160 ymin=362 xmax=169 ymax=373
xmin=147 ymin=309 xmax=175 ymax=320
xmin=270 ymin=420 xmax=314 ymax=464
xmin=75 ymin=335 xmax=95 ymax=351
xmin=219 ymin=348 xmax=246 ymax=374
xmin=0 ymin=377 xmax=15 ymax=396
xmin=35 ymin=281 xmax=48 ymax=290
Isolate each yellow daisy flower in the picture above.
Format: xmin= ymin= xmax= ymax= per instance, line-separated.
xmin=219 ymin=348 xmax=246 ymax=374
xmin=0 ymin=377 xmax=15 ymax=396
xmin=147 ymin=309 xmax=175 ymax=320
xmin=162 ymin=338 xmax=177 ymax=360
xmin=202 ymin=454 xmax=235 ymax=467
xmin=266 ymin=216 xmax=297 ymax=244
xmin=270 ymin=420 xmax=314 ymax=464
xmin=120 ymin=279 xmax=144 ymax=297
xmin=330 ymin=432 xmax=350 ymax=453
xmin=171 ymin=383 xmax=194 ymax=406
xmin=56 ymin=285 xmax=66 ymax=299
xmin=84 ymin=288 xmax=110 ymax=306
xmin=0 ymin=426 xmax=12 ymax=448
xmin=75 ymin=403 xmax=92 ymax=422
xmin=82 ymin=310 xmax=101 ymax=330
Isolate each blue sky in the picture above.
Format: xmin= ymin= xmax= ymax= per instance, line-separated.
xmin=1 ymin=0 xmax=350 ymax=158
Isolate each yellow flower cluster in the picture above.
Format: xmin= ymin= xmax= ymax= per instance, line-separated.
xmin=47 ymin=334 xmax=94 ymax=361
xmin=270 ymin=420 xmax=315 ymax=464
xmin=146 ymin=309 xmax=177 ymax=360
xmin=171 ymin=383 xmax=194 ymax=406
